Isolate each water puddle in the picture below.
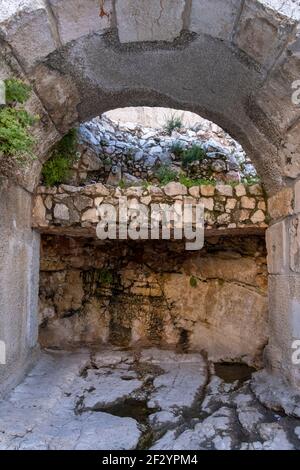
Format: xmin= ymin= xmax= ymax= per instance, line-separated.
xmin=214 ymin=363 xmax=256 ymax=383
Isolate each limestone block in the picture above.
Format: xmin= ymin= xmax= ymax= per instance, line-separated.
xmin=0 ymin=0 xmax=57 ymax=68
xmin=266 ymin=221 xmax=288 ymax=274
xmin=49 ymin=0 xmax=112 ymax=44
xmin=82 ymin=208 xmax=99 ymax=223
xmin=251 ymin=210 xmax=265 ymax=224
xmin=163 ymin=182 xmax=187 ymax=197
xmin=234 ymin=0 xmax=295 ymax=68
xmin=268 ymin=187 xmax=294 ymax=220
xmin=73 ymin=196 xmax=93 ymax=212
xmin=54 ymin=204 xmax=69 ymax=221
xmin=266 ymin=275 xmax=300 ymax=385
xmin=115 ymin=0 xmax=185 ymax=43
xmin=83 ymin=183 xmax=110 ymax=196
xmin=189 ymin=186 xmax=200 ymax=197
xmin=32 ymin=195 xmax=47 ymax=226
xmin=190 ymin=0 xmax=241 ymax=40
xmin=241 ymin=196 xmax=256 ymax=209
xmin=239 ymin=209 xmax=250 ymax=221
xmin=200 ymin=197 xmax=214 ymax=211
xmin=189 ymin=281 xmax=268 ymax=367
xmin=235 ymin=184 xmax=246 ymax=197
xmin=225 ymin=198 xmax=237 ymax=211
xmin=200 ymin=185 xmax=215 ymax=197
xmin=216 ymin=184 xmax=233 ymax=197
xmin=32 ymin=65 xmax=80 ymax=133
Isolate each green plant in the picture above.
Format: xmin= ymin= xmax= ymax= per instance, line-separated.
xmin=170 ymin=141 xmax=184 ymax=157
xmin=164 ymin=114 xmax=182 ymax=135
xmin=118 ymin=179 xmax=126 ymax=189
xmin=0 ymin=79 xmax=37 ymax=164
xmin=181 ymin=144 xmax=206 ymax=168
xmin=179 ymin=174 xmax=217 ymax=188
xmin=42 ymin=129 xmax=78 ymax=186
xmin=155 ymin=164 xmax=178 ymax=185
xmin=242 ymin=176 xmax=261 ymax=185
xmin=190 ymin=276 xmax=198 ymax=288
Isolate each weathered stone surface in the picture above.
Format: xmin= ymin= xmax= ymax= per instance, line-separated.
xmin=190 ymin=0 xmax=241 ymax=40
xmin=32 ymin=65 xmax=80 ymax=133
xmin=54 ymin=204 xmax=69 ymax=221
xmin=163 ymin=182 xmax=187 ymax=196
xmin=265 ymin=275 xmax=300 ymax=387
xmin=32 ymin=195 xmax=47 ymax=226
xmin=241 ymin=196 xmax=256 ymax=209
xmin=266 ymin=221 xmax=288 ymax=274
xmin=251 ymin=209 xmax=265 ymax=223
xmin=234 ymin=0 xmax=295 ymax=68
xmin=216 ymin=184 xmax=233 ymax=197
xmin=0 ymin=0 xmax=57 ymax=68
xmin=268 ymin=187 xmax=294 ymax=220
xmin=49 ymin=0 xmax=112 ymax=44
xmin=115 ymin=0 xmax=185 ymax=43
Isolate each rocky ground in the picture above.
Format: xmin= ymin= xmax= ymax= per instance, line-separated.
xmin=0 ymin=348 xmax=300 ymax=450
xmin=61 ymin=114 xmax=258 ymax=188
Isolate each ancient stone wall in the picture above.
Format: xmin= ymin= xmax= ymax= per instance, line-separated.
xmin=39 ymin=235 xmax=268 ymax=368
xmin=32 ymin=182 xmax=268 ymax=237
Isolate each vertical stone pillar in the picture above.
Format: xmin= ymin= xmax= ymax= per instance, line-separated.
xmin=0 ymin=178 xmax=40 ymax=397
xmin=266 ymin=181 xmax=300 ymax=388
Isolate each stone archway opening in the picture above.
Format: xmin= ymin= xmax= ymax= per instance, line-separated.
xmin=34 ymin=106 xmax=269 ymax=371
xmin=0 ymin=0 xmax=300 ymax=449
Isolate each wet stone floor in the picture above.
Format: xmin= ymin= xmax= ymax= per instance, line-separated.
xmin=0 ymin=348 xmax=300 ymax=450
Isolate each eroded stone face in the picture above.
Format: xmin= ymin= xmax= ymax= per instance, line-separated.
xmin=190 ymin=0 xmax=242 ymax=40
xmin=49 ymin=0 xmax=112 ymax=44
xmin=39 ymin=236 xmax=268 ymax=367
xmin=115 ymin=0 xmax=186 ymax=43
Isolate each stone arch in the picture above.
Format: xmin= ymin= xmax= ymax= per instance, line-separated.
xmin=0 ymin=0 xmax=300 ymax=396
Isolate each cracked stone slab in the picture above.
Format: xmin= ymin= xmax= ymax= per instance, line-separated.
xmin=115 ymin=0 xmax=186 ymax=43
xmin=81 ymin=369 xmax=142 ymax=411
xmin=0 ymin=350 xmax=141 ymax=450
xmin=141 ymin=349 xmax=208 ymax=415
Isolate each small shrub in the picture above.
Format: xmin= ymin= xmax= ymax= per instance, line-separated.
xmin=181 ymin=144 xmax=206 ymax=168
xmin=164 ymin=114 xmax=183 ymax=135
xmin=155 ymin=164 xmax=178 ymax=185
xmin=42 ymin=129 xmax=78 ymax=186
xmin=190 ymin=276 xmax=198 ymax=288
xmin=5 ymin=79 xmax=31 ymax=104
xmin=170 ymin=141 xmax=185 ymax=157
xmin=0 ymin=79 xmax=37 ymax=164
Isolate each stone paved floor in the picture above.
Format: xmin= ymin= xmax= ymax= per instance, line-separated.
xmin=0 ymin=348 xmax=300 ymax=450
